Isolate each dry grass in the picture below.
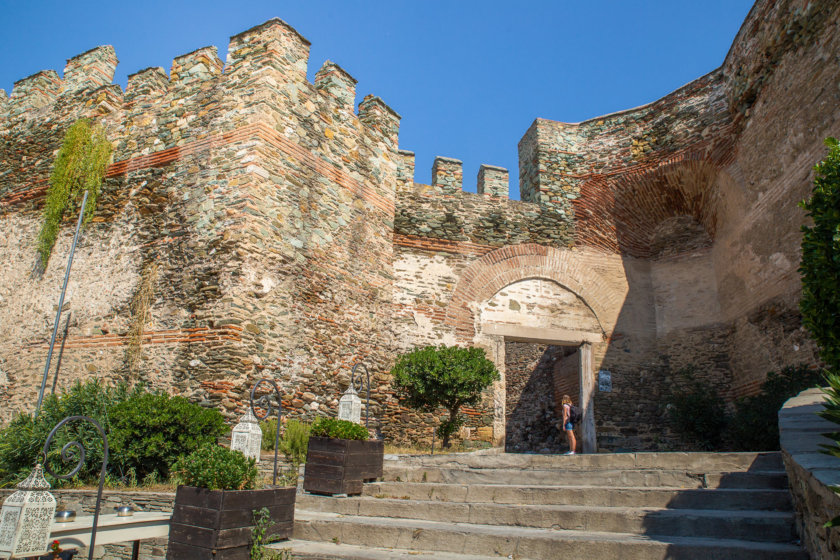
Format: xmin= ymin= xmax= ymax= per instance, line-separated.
xmin=384 ymin=441 xmax=490 ymax=455
xmin=126 ymin=261 xmax=159 ymax=373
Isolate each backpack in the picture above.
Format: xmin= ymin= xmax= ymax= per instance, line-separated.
xmin=568 ymin=404 xmax=581 ymax=424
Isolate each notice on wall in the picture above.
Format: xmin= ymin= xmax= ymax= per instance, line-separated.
xmin=598 ymin=370 xmax=612 ymax=392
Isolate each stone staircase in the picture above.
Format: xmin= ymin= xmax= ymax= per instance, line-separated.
xmin=270 ymin=450 xmax=807 ymax=559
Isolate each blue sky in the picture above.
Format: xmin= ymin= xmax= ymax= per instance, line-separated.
xmin=0 ymin=1 xmax=754 ymax=199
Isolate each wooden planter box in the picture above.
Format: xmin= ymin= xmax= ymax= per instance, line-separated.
xmin=166 ymin=485 xmax=295 ymax=560
xmin=303 ymin=436 xmax=384 ymax=496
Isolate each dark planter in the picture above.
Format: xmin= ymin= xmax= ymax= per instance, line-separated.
xmin=303 ymin=436 xmax=384 ymax=496
xmin=166 ymin=485 xmax=295 ymax=560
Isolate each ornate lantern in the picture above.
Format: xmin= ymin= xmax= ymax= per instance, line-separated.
xmin=338 ymin=384 xmax=362 ymax=424
xmin=230 ymin=409 xmax=262 ymax=462
xmin=0 ymin=464 xmax=57 ymax=558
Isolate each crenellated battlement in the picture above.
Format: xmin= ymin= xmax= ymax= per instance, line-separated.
xmin=125 ymin=67 xmax=168 ymax=102
xmin=0 ymin=17 xmax=401 ymax=154
xmin=477 ymin=165 xmax=509 ymax=198
xmin=227 ymin=17 xmax=311 ymax=83
xmin=7 ymin=70 xmax=62 ymax=117
xmin=63 ymin=45 xmax=118 ymax=94
xmin=315 ymin=61 xmax=357 ymax=114
xmin=170 ymin=46 xmax=223 ymax=87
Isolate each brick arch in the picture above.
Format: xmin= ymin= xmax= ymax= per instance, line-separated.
xmin=573 ymin=150 xmax=732 ymax=257
xmin=445 ymin=244 xmax=622 ymax=342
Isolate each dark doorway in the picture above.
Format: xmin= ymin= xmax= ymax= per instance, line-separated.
xmin=505 ymin=341 xmax=579 ymax=453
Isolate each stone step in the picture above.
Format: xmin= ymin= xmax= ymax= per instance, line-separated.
xmin=292 ymin=510 xmax=808 ymax=560
xmin=296 ymin=495 xmax=796 ymax=542
xmin=268 ymin=539 xmax=507 ymax=559
xmin=382 ymin=465 xmax=788 ymax=489
xmin=386 ymin=451 xmax=784 ymax=472
xmin=362 ymin=481 xmax=793 ymax=510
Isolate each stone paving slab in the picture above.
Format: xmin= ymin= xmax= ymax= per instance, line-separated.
xmin=386 ymin=451 xmax=784 ymax=472
xmin=383 ymin=465 xmax=788 ymax=489
xmin=293 ymin=510 xmax=808 ymax=560
xmin=268 ymin=539 xmax=503 ymax=559
xmin=361 ymin=481 xmax=792 ymax=510
xmin=296 ymin=495 xmax=795 ymax=542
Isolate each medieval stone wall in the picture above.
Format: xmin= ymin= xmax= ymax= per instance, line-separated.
xmin=1 ymin=0 xmax=837 ymax=450
xmin=0 ymin=19 xmax=406 ymax=438
xmin=388 ymin=0 xmax=836 ymax=449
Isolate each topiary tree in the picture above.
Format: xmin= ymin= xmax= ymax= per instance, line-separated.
xmin=391 ymin=345 xmax=499 ymax=448
xmin=799 ymin=137 xmax=840 ymax=372
xmin=37 ymin=118 xmax=111 ymax=268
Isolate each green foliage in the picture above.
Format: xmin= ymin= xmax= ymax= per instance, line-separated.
xmin=0 ymin=380 xmax=130 ymax=487
xmin=727 ymin=365 xmax=824 ymax=451
xmin=260 ymin=418 xmax=279 ymax=450
xmin=38 ymin=119 xmax=112 ymax=266
xmin=390 ymin=345 xmax=499 ymax=448
xmin=799 ymin=138 xmax=840 ymax=526
xmin=667 ymin=365 xmax=824 ymax=451
xmin=262 ymin=418 xmax=311 ymax=467
xmin=250 ymin=507 xmax=291 ymax=560
xmin=819 ymin=371 xmax=840 ymax=448
xmin=172 ymin=444 xmax=258 ymax=491
xmin=109 ymin=392 xmax=227 ymax=481
xmin=799 ymin=137 xmax=840 ymax=372
xmin=818 ymin=371 xmax=840 ymax=527
xmin=310 ymin=417 xmax=369 ymax=441
xmin=667 ymin=367 xmax=728 ymax=451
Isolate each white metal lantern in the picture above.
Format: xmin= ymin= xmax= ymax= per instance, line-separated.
xmin=230 ymin=409 xmax=262 ymax=463
xmin=0 ymin=464 xmax=57 ymax=558
xmin=338 ymin=384 xmax=362 ymax=424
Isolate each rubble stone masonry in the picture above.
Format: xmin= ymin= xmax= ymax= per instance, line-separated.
xmin=1 ymin=0 xmax=838 ymax=450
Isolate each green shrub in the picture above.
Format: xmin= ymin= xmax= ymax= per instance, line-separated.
xmin=172 ymin=444 xmax=258 ymax=491
xmin=819 ymin=371 xmax=840 ymax=526
xmin=0 ymin=380 xmax=130 ymax=487
xmin=310 ymin=417 xmax=369 ymax=441
xmin=391 ymin=345 xmax=499 ymax=448
xmin=262 ymin=418 xmax=311 ymax=467
xmin=109 ymin=392 xmax=227 ymax=481
xmin=726 ymin=364 xmax=823 ymax=451
xmin=667 ymin=370 xmax=728 ymax=451
xmin=799 ymin=137 xmax=840 ymax=373
xmin=260 ymin=418 xmax=279 ymax=451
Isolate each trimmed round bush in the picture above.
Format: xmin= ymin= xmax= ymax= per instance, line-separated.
xmin=109 ymin=392 xmax=227 ymax=481
xmin=172 ymin=444 xmax=258 ymax=491
xmin=310 ymin=417 xmax=369 ymax=441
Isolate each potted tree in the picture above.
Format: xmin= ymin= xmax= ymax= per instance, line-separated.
xmin=303 ymin=418 xmax=383 ymax=496
xmin=166 ymin=444 xmax=295 ymax=559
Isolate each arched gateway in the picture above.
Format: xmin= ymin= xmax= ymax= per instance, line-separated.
xmin=445 ymin=243 xmax=628 ymax=452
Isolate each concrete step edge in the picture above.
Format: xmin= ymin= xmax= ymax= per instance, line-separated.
xmin=297 ymin=496 xmax=796 ymax=520
xmin=294 ymin=510 xmax=805 ymax=553
xmin=268 ymin=539 xmax=511 ymax=559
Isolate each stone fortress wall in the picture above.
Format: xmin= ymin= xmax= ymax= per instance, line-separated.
xmin=1 ymin=0 xmax=838 ymax=450
xmin=389 ymin=0 xmax=838 ymax=449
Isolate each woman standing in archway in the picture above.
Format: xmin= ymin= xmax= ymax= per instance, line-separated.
xmin=560 ymin=394 xmax=577 ymax=455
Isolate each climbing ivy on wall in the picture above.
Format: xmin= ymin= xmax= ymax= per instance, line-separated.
xmin=37 ymin=119 xmax=112 ymax=267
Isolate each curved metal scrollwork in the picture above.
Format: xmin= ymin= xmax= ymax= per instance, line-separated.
xmin=351 ymin=363 xmax=371 ymax=429
xmin=42 ymin=415 xmax=108 ymax=560
xmin=249 ymin=378 xmax=283 ymax=486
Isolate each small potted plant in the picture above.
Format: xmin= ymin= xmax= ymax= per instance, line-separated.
xmin=303 ymin=417 xmax=384 ymax=496
xmin=166 ymin=444 xmax=295 ymax=559
xmin=38 ymin=540 xmax=76 ymax=559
